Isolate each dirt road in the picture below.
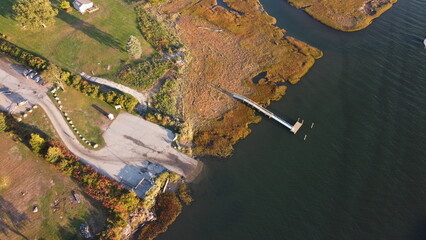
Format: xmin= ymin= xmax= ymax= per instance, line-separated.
xmin=80 ymin=72 xmax=148 ymax=110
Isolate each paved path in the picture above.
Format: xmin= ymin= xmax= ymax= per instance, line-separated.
xmin=0 ymin=59 xmax=202 ymax=196
xmin=80 ymin=72 xmax=148 ymax=110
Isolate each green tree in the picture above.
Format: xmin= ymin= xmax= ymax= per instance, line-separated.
xmin=126 ymin=35 xmax=142 ymax=59
xmin=124 ymin=97 xmax=138 ymax=112
xmin=45 ymin=146 xmax=63 ymax=163
xmin=41 ymin=63 xmax=61 ymax=82
xmin=0 ymin=113 xmax=7 ymax=133
xmin=29 ymin=133 xmax=46 ymax=154
xmin=59 ymin=0 xmax=71 ymax=10
xmin=70 ymin=74 xmax=82 ymax=87
xmin=105 ymin=91 xmax=117 ymax=103
xmin=13 ymin=0 xmax=58 ymax=30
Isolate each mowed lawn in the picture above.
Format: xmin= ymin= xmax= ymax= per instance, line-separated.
xmin=22 ymin=107 xmax=59 ymax=140
xmin=57 ymin=85 xmax=119 ymax=148
xmin=0 ymin=0 xmax=153 ymax=78
xmin=0 ymin=134 xmax=106 ymax=239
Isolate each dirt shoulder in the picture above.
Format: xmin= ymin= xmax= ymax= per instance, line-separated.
xmin=156 ymin=0 xmax=321 ymax=156
xmin=287 ymin=0 xmax=397 ymax=31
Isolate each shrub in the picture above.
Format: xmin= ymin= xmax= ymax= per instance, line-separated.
xmin=152 ymin=79 xmax=176 ymax=116
xmin=41 ymin=63 xmax=61 ymax=82
xmin=135 ymin=6 xmax=180 ymax=52
xmin=177 ymin=184 xmax=193 ymax=205
xmin=117 ymin=54 xmax=170 ymax=89
xmin=45 ymin=146 xmax=62 ymax=163
xmin=0 ymin=38 xmax=47 ymax=70
xmin=0 ymin=175 xmax=10 ymax=192
xmin=29 ymin=133 xmax=46 ymax=155
xmin=126 ymin=35 xmax=142 ymax=59
xmin=59 ymin=0 xmax=71 ymax=10
xmin=143 ymin=172 xmax=170 ymax=209
xmin=0 ymin=113 xmax=7 ymax=132
xmin=60 ymin=73 xmax=138 ymax=111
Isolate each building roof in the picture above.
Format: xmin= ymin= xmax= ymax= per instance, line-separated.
xmin=75 ymin=0 xmax=93 ymax=5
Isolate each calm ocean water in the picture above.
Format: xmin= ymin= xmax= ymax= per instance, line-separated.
xmin=158 ymin=0 xmax=426 ymax=239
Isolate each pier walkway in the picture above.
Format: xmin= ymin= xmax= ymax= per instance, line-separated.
xmin=231 ymin=94 xmax=302 ymax=134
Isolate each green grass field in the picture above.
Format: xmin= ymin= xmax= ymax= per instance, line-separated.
xmin=57 ymin=85 xmax=119 ymax=148
xmin=22 ymin=107 xmax=58 ymax=139
xmin=0 ymin=0 xmax=153 ymax=78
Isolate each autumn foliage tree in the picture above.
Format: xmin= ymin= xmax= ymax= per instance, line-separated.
xmin=13 ymin=0 xmax=58 ymax=30
xmin=59 ymin=0 xmax=71 ymax=10
xmin=29 ymin=133 xmax=46 ymax=154
xmin=45 ymin=146 xmax=63 ymax=163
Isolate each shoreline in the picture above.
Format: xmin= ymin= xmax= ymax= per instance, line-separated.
xmin=155 ymin=0 xmax=322 ymax=157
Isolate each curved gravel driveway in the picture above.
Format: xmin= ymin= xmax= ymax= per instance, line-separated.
xmin=0 ymin=59 xmax=202 ymax=196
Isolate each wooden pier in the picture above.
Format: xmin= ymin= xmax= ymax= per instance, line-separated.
xmin=231 ymin=94 xmax=303 ymax=134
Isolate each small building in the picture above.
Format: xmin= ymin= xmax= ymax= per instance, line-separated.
xmin=73 ymin=0 xmax=94 ymax=13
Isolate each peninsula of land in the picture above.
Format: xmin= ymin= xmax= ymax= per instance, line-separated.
xmin=286 ymin=0 xmax=397 ymax=31
xmin=156 ymin=0 xmax=322 ymax=157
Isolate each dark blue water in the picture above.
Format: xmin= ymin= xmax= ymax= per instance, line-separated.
xmin=159 ymin=0 xmax=426 ymax=239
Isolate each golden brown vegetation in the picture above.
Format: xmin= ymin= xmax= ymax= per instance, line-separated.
xmin=177 ymin=183 xmax=193 ymax=205
xmin=156 ymin=0 xmax=321 ymax=156
xmin=287 ymin=0 xmax=397 ymax=31
xmin=138 ymin=192 xmax=182 ymax=240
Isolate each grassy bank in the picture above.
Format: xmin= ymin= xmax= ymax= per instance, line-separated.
xmin=22 ymin=107 xmax=58 ymax=140
xmin=55 ymin=85 xmax=119 ymax=148
xmin=286 ymin=0 xmax=397 ymax=31
xmin=0 ymin=0 xmax=153 ymax=78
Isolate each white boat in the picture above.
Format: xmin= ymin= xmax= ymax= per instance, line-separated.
xmin=424 ymin=39 xmax=426 ymax=48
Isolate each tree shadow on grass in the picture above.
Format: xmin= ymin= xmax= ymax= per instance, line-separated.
xmin=58 ymin=209 xmax=106 ymax=239
xmin=91 ymin=104 xmax=108 ymax=117
xmin=57 ymin=10 xmax=124 ymax=51
xmin=0 ymin=0 xmax=15 ymax=19
xmin=0 ymin=196 xmax=29 ymax=240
